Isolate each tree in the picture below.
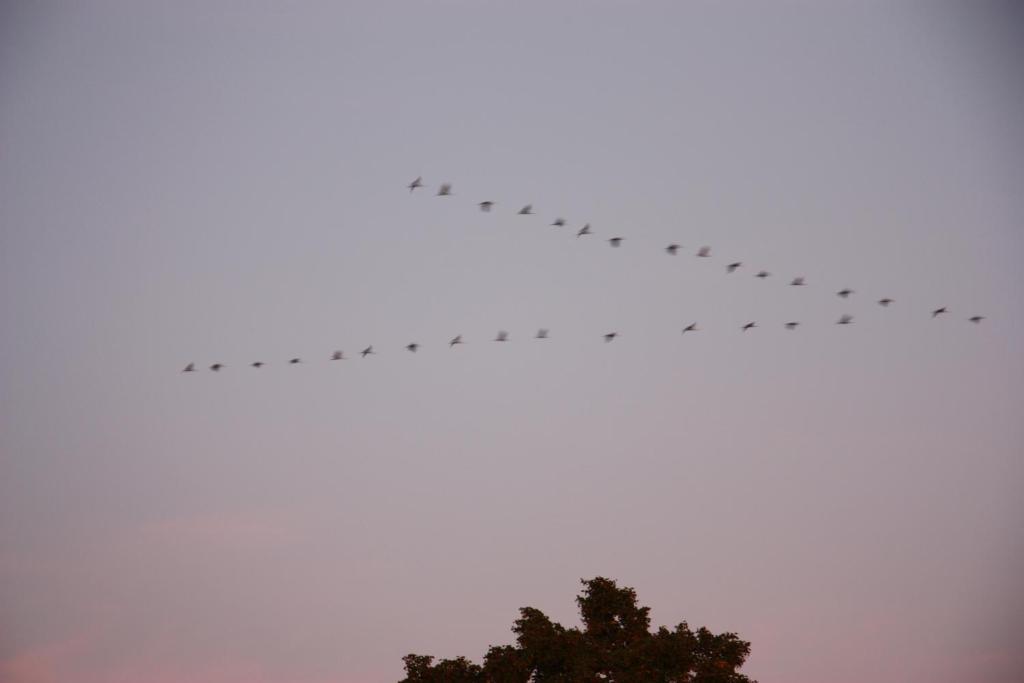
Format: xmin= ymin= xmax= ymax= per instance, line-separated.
xmin=398 ymin=577 xmax=755 ymax=683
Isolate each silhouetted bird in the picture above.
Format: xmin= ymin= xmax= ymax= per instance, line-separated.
xmin=331 ymin=351 xmax=344 ymax=361
xmin=608 ymin=237 xmax=623 ymax=247
xmin=449 ymin=335 xmax=463 ymax=347
xmin=251 ymin=361 xmax=264 ymax=368
xmin=742 ymin=322 xmax=757 ymax=331
xmin=408 ymin=176 xmax=423 ymax=192
xmin=551 ymin=218 xmax=566 ymax=227
xmin=406 ymin=343 xmax=419 ymax=352
xmin=604 ymin=332 xmax=617 ymax=342
xmin=969 ymin=316 xmax=985 ymax=324
xmin=289 ymin=358 xmax=301 ymax=365
xmin=932 ymin=307 xmax=948 ymax=318
xmin=790 ymin=277 xmax=806 ymax=286
xmin=182 ymin=363 xmax=195 ymax=372
xmin=577 ymin=224 xmax=592 ymax=237
xmin=697 ymin=246 xmax=711 ymax=258
xmin=361 ymin=346 xmax=374 ymax=358
xmin=785 ymin=322 xmax=799 ymax=330
xmin=518 ymin=205 xmax=533 ymax=215
xmin=726 ymin=262 xmax=742 ymax=273
xmin=437 ymin=183 xmax=452 ymax=196
xmin=837 ymin=289 xmax=854 ymax=298
xmin=494 ymin=330 xmax=509 ymax=342
xmin=479 ymin=201 xmax=494 ymax=212
xmin=665 ymin=244 xmax=680 ymax=255
xmin=755 ymin=270 xmax=770 ymax=278
xmin=210 ymin=363 xmax=224 ymax=371
xmin=878 ymin=298 xmax=894 ymax=307
xmin=837 ymin=315 xmax=853 ymax=325
xmin=682 ymin=323 xmax=698 ymax=334
xmin=536 ymin=329 xmax=549 ymax=339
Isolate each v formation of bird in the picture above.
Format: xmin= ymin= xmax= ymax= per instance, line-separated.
xmin=179 ymin=176 xmax=988 ymax=372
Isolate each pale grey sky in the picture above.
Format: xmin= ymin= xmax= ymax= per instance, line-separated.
xmin=1 ymin=2 xmax=1022 ymax=682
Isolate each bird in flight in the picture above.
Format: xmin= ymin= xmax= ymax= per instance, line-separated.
xmin=437 ymin=183 xmax=452 ymax=196
xmin=609 ymin=237 xmax=623 ymax=247
xmin=837 ymin=315 xmax=853 ymax=325
xmin=408 ymin=176 xmax=423 ymax=192
xmin=210 ymin=363 xmax=224 ymax=371
xmin=726 ymin=262 xmax=742 ymax=273
xmin=932 ymin=307 xmax=948 ymax=318
xmin=577 ymin=224 xmax=592 ymax=237
xmin=790 ymin=277 xmax=806 ymax=286
xmin=518 ymin=205 xmax=533 ymax=215
xmin=536 ymin=329 xmax=549 ymax=339
xmin=449 ymin=335 xmax=463 ymax=347
xmin=604 ymin=332 xmax=618 ymax=342
xmin=682 ymin=323 xmax=698 ymax=334
xmin=251 ymin=361 xmax=265 ymax=368
xmin=968 ymin=316 xmax=985 ymax=324
xmin=406 ymin=343 xmax=419 ymax=352
xmin=361 ymin=346 xmax=374 ymax=358
xmin=837 ymin=289 xmax=854 ymax=298
xmin=494 ymin=330 xmax=509 ymax=342
xmin=331 ymin=351 xmax=344 ymax=361
xmin=665 ymin=244 xmax=680 ymax=255
xmin=785 ymin=322 xmax=800 ymax=330
xmin=551 ymin=218 xmax=566 ymax=227
xmin=697 ymin=246 xmax=711 ymax=258
xmin=289 ymin=358 xmax=301 ymax=365
xmin=479 ymin=201 xmax=494 ymax=212
xmin=755 ymin=270 xmax=770 ymax=279
xmin=182 ymin=363 xmax=195 ymax=372
xmin=742 ymin=322 xmax=757 ymax=331
xmin=878 ymin=298 xmax=894 ymax=307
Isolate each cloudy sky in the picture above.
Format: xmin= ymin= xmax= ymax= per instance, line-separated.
xmin=1 ymin=2 xmax=1022 ymax=682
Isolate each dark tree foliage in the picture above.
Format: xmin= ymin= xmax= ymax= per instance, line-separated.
xmin=398 ymin=577 xmax=755 ymax=683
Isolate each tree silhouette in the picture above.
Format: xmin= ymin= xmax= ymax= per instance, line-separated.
xmin=399 ymin=577 xmax=755 ymax=683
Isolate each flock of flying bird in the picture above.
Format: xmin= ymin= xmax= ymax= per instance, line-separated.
xmin=180 ymin=176 xmax=987 ymax=373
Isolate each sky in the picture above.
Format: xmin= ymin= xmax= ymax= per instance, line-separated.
xmin=1 ymin=1 xmax=1022 ymax=682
